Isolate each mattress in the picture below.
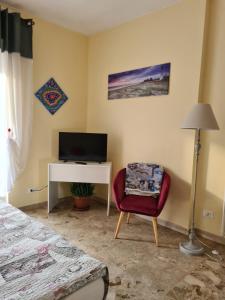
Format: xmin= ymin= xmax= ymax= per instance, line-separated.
xmin=65 ymin=278 xmax=105 ymax=300
xmin=0 ymin=202 xmax=108 ymax=300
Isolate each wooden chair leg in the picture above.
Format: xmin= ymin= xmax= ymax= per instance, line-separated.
xmin=114 ymin=212 xmax=125 ymax=239
xmin=152 ymin=217 xmax=159 ymax=247
xmin=126 ymin=213 xmax=131 ymax=224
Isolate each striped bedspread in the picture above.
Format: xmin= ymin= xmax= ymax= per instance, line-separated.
xmin=0 ymin=202 xmax=108 ymax=300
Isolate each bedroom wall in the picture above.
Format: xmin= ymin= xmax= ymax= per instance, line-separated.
xmin=4 ymin=8 xmax=88 ymax=207
xmin=195 ymin=0 xmax=225 ymax=236
xmin=86 ymin=0 xmax=207 ymax=230
xmin=3 ymin=0 xmax=224 ymax=238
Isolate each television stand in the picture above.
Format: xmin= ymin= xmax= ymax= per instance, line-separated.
xmin=48 ymin=161 xmax=112 ymax=216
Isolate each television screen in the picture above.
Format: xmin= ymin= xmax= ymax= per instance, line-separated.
xmin=58 ymin=132 xmax=107 ymax=162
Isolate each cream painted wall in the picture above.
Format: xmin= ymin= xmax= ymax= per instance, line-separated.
xmin=6 ymin=10 xmax=88 ymax=207
xmin=87 ymin=0 xmax=207 ymax=230
xmin=195 ymin=0 xmax=225 ymax=236
xmin=3 ymin=0 xmax=224 ymax=237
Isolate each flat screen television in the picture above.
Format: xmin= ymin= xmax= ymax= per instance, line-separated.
xmin=58 ymin=132 xmax=107 ymax=162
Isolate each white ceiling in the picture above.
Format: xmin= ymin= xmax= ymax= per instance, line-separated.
xmin=2 ymin=0 xmax=181 ymax=35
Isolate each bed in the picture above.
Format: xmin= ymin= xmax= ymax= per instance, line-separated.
xmin=0 ymin=202 xmax=108 ymax=300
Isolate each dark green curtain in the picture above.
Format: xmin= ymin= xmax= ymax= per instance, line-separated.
xmin=0 ymin=8 xmax=33 ymax=58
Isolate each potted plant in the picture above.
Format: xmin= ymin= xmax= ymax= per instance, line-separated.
xmin=70 ymin=182 xmax=94 ymax=210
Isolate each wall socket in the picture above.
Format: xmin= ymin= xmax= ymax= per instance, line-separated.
xmin=203 ymin=209 xmax=215 ymax=219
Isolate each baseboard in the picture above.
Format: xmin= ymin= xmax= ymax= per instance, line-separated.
xmin=20 ymin=196 xmax=99 ymax=211
xmin=157 ymin=218 xmax=188 ymax=235
xmin=97 ymin=196 xmax=225 ymax=245
xmin=195 ymin=228 xmax=225 ymax=246
xmin=20 ymin=201 xmax=47 ymax=210
xmin=158 ymin=218 xmax=225 ymax=246
xmin=19 ymin=197 xmax=225 ymax=246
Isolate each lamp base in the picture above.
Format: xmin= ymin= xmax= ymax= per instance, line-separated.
xmin=179 ymin=240 xmax=204 ymax=256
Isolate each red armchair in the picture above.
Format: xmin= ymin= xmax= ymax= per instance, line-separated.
xmin=113 ymin=168 xmax=170 ymax=246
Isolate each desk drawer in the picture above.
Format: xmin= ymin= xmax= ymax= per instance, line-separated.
xmin=49 ymin=163 xmax=111 ymax=184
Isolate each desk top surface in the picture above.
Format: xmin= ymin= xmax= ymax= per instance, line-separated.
xmin=49 ymin=161 xmax=112 ymax=167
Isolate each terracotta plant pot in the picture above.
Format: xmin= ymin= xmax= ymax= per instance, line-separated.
xmin=73 ymin=196 xmax=90 ymax=211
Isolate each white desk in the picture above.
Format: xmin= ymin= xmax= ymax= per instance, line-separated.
xmin=48 ymin=161 xmax=112 ymax=216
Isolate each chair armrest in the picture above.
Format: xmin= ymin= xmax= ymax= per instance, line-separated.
xmin=157 ymin=172 xmax=171 ymax=213
xmin=112 ymin=168 xmax=126 ymax=210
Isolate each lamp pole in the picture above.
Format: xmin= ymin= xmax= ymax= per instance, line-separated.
xmin=180 ymin=103 xmax=219 ymax=255
xmin=190 ymin=130 xmax=203 ymax=247
xmin=180 ymin=129 xmax=204 ymax=255
xmin=192 ymin=129 xmax=201 ymax=230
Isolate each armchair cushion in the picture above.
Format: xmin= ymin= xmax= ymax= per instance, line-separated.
xmin=125 ymin=163 xmax=164 ymax=197
xmin=120 ymin=194 xmax=159 ymax=217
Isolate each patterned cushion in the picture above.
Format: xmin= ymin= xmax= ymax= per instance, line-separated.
xmin=125 ymin=163 xmax=164 ymax=197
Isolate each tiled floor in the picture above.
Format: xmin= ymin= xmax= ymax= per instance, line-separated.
xmin=22 ymin=199 xmax=225 ymax=300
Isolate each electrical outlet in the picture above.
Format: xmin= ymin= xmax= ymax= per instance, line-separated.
xmin=203 ymin=209 xmax=215 ymax=219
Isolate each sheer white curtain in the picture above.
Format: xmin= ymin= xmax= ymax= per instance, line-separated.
xmin=0 ymin=53 xmax=33 ymax=197
xmin=0 ymin=69 xmax=9 ymax=196
xmin=0 ymin=9 xmax=33 ymax=197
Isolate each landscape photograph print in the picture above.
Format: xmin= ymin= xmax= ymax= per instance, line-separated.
xmin=108 ymin=62 xmax=171 ymax=100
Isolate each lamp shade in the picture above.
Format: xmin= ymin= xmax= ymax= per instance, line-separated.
xmin=181 ymin=103 xmax=219 ymax=130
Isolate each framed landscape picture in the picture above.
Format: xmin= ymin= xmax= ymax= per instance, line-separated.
xmin=108 ymin=62 xmax=170 ymax=100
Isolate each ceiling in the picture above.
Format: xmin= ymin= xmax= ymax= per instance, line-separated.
xmin=2 ymin=0 xmax=181 ymax=35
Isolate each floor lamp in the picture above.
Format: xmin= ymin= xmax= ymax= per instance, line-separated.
xmin=180 ymin=103 xmax=219 ymax=255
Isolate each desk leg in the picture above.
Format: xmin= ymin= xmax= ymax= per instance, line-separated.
xmin=107 ymin=182 xmax=111 ymax=216
xmin=48 ymin=181 xmax=58 ymax=213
